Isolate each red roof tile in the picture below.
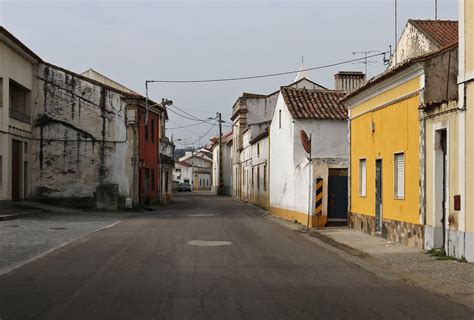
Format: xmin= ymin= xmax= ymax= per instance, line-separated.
xmin=281 ymin=87 xmax=347 ymax=120
xmin=409 ymin=20 xmax=458 ymax=48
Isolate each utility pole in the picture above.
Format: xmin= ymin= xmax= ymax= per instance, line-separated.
xmin=218 ymin=112 xmax=224 ymax=195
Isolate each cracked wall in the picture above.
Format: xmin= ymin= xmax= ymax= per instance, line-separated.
xmin=31 ymin=63 xmax=133 ymax=207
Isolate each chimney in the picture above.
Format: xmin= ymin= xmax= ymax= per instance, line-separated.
xmin=335 ymin=71 xmax=366 ymax=91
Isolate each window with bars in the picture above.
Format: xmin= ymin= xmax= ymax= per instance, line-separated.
xmin=359 ymin=159 xmax=366 ymax=197
xmin=394 ymin=153 xmax=405 ymax=199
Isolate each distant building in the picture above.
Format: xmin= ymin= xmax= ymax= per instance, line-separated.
xmin=210 ymin=131 xmax=233 ymax=195
xmin=177 ymin=149 xmax=212 ymax=191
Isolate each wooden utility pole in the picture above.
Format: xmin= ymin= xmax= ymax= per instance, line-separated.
xmin=218 ymin=112 xmax=224 ymax=195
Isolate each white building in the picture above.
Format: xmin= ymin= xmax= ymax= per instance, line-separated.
xmin=211 ymin=131 xmax=233 ymax=195
xmin=231 ymin=74 xmax=325 ymax=201
xmin=177 ymin=149 xmax=212 ymax=191
xmin=269 ymin=86 xmax=348 ymax=227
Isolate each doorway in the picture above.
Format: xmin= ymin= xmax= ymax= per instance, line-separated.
xmin=434 ymin=129 xmax=448 ymax=249
xmin=11 ymin=140 xmax=22 ymax=201
xmin=375 ymin=159 xmax=383 ymax=233
xmin=327 ymin=169 xmax=348 ymax=225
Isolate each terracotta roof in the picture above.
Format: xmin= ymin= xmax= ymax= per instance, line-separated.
xmin=409 ymin=19 xmax=458 ymax=47
xmin=281 ymin=87 xmax=347 ymax=120
xmin=343 ymin=42 xmax=458 ymax=103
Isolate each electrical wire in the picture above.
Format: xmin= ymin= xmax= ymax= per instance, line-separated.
xmin=147 ymin=52 xmax=387 ymax=84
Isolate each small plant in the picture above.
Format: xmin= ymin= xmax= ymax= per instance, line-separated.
xmin=458 ymin=256 xmax=467 ymax=263
xmin=427 ymin=248 xmax=446 ymax=257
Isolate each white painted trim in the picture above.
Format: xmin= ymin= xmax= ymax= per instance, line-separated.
xmin=345 ymin=65 xmax=424 ymax=108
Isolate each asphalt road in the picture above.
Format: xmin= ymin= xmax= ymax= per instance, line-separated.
xmin=0 ymin=194 xmax=472 ymax=320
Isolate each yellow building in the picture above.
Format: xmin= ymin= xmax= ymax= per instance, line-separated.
xmin=344 ymin=43 xmax=459 ymax=248
xmin=462 ymin=0 xmax=474 ymax=261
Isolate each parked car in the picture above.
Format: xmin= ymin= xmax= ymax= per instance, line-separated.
xmin=178 ymin=182 xmax=192 ymax=192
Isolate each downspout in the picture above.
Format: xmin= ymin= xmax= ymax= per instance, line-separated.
xmin=267 ymin=127 xmax=271 ymax=210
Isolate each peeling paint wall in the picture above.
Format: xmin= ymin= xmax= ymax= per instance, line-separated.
xmin=390 ymin=22 xmax=439 ymax=68
xmin=31 ymin=63 xmax=133 ymax=207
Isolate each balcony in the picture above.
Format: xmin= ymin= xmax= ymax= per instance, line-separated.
xmin=9 ymin=108 xmax=31 ymax=124
xmin=159 ymin=138 xmax=175 ymax=165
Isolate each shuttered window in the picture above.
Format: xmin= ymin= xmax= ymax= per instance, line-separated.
xmin=359 ymin=159 xmax=366 ymax=197
xmin=394 ymin=153 xmax=405 ymax=199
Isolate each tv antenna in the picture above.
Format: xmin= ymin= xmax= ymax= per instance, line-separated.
xmin=352 ymin=50 xmax=382 ymax=76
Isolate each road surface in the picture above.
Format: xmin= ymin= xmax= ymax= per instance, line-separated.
xmin=0 ymin=193 xmax=472 ymax=319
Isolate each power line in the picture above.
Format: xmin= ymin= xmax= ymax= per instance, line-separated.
xmin=147 ymin=52 xmax=387 ymax=84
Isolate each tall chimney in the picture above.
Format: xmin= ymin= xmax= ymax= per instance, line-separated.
xmin=335 ymin=71 xmax=366 ymax=92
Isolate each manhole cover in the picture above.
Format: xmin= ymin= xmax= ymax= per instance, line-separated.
xmin=51 ymin=227 xmax=67 ymax=230
xmin=188 ymin=214 xmax=219 ymax=217
xmin=187 ymin=240 xmax=232 ymax=247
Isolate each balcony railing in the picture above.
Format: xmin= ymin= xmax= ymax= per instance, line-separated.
xmin=9 ymin=108 xmax=31 ymax=124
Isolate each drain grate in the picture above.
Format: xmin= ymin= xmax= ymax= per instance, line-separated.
xmin=51 ymin=227 xmax=67 ymax=230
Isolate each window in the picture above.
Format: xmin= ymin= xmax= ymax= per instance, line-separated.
xmin=151 ymin=169 xmax=155 ymax=190
xmin=9 ymin=79 xmax=31 ymax=123
xmin=145 ymin=124 xmax=148 ymax=142
xmin=165 ymin=172 xmax=169 ymax=192
xmin=0 ymin=78 xmax=3 ymax=107
xmin=24 ymin=142 xmax=28 ymax=154
xmin=151 ymin=119 xmax=155 ymax=143
xmin=251 ymin=167 xmax=254 ymax=187
xmin=257 ymin=166 xmax=260 ymax=190
xmin=145 ymin=168 xmax=150 ymax=193
xmin=359 ymin=159 xmax=367 ymax=197
xmin=394 ymin=153 xmax=405 ymax=199
xmin=279 ymin=110 xmax=282 ymax=129
xmin=257 ymin=143 xmax=260 ymax=157
xmin=263 ymin=164 xmax=267 ymax=191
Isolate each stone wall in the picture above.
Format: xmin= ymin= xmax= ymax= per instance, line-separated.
xmin=350 ymin=212 xmax=424 ymax=249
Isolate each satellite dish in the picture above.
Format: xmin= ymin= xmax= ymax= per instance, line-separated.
xmin=300 ymin=130 xmax=311 ymax=154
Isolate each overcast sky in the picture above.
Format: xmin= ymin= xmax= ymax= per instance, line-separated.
xmin=0 ymin=0 xmax=458 ymax=148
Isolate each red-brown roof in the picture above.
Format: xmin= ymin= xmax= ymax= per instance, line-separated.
xmin=409 ymin=20 xmax=458 ymax=48
xmin=343 ymin=42 xmax=458 ymax=103
xmin=281 ymin=87 xmax=347 ymax=120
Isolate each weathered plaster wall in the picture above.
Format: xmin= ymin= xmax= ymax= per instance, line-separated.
xmin=32 ymin=63 xmax=132 ymax=206
xmin=390 ymin=22 xmax=439 ymax=68
xmin=424 ymin=101 xmax=461 ymax=250
xmin=249 ymin=135 xmax=269 ymax=209
xmin=424 ymin=47 xmax=459 ymax=104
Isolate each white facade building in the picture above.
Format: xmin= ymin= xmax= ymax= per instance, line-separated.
xmin=211 ymin=131 xmax=233 ymax=195
xmin=269 ymin=86 xmax=348 ymax=227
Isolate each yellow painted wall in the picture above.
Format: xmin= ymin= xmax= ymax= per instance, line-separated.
xmin=350 ymin=77 xmax=421 ymax=118
xmin=350 ymin=80 xmax=421 ymax=225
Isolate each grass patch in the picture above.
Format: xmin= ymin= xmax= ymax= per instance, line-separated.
xmin=427 ymin=248 xmax=463 ymax=261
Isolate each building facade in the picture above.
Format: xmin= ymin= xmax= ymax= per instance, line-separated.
xmin=344 ymin=42 xmax=459 ymax=249
xmin=461 ymin=0 xmax=474 ymax=261
xmin=269 ymin=87 xmax=348 ymax=227
xmin=0 ymin=27 xmax=40 ymax=205
xmin=211 ymin=131 xmax=233 ymax=195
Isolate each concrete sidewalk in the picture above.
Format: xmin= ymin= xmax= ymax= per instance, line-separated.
xmin=311 ymin=227 xmax=474 ymax=310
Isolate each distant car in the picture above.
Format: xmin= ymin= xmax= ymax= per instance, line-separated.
xmin=178 ymin=182 xmax=192 ymax=192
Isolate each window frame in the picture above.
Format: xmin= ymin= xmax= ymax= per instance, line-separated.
xmin=394 ymin=152 xmax=405 ymax=200
xmin=359 ymin=158 xmax=367 ymax=197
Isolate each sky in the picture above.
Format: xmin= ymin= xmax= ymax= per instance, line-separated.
xmin=0 ymin=0 xmax=458 ymax=148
